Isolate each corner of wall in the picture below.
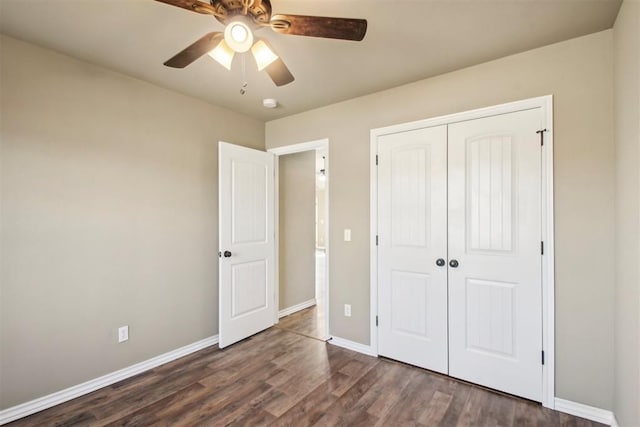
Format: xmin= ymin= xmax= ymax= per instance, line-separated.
xmin=612 ymin=0 xmax=640 ymax=425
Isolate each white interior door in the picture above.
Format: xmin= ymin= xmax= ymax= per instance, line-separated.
xmin=377 ymin=125 xmax=449 ymax=373
xmin=219 ymin=142 xmax=275 ymax=349
xmin=447 ymin=109 xmax=543 ymax=401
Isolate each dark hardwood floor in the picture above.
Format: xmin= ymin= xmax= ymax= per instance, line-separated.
xmin=9 ymin=324 xmax=602 ymax=426
xmin=275 ymin=306 xmax=326 ymax=341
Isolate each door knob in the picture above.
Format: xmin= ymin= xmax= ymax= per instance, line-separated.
xmin=449 ymin=259 xmax=459 ymax=268
xmin=223 ymin=250 xmax=232 ymax=258
xmin=436 ymin=258 xmax=446 ymax=267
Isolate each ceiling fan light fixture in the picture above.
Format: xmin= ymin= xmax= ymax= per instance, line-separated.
xmin=224 ymin=20 xmax=253 ymax=52
xmin=251 ymin=40 xmax=278 ymax=71
xmin=208 ymin=39 xmax=235 ymax=70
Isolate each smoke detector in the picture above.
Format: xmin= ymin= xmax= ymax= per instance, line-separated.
xmin=263 ymin=98 xmax=278 ymax=108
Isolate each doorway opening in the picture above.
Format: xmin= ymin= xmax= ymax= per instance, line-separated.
xmin=270 ymin=139 xmax=329 ymax=341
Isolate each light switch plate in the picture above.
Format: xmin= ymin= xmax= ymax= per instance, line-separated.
xmin=118 ymin=326 xmax=129 ymax=343
xmin=344 ymin=229 xmax=351 ymax=241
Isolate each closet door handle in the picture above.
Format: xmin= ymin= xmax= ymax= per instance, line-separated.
xmin=449 ymin=259 xmax=459 ymax=268
xmin=435 ymin=258 xmax=446 ymax=267
xmin=223 ymin=250 xmax=232 ymax=258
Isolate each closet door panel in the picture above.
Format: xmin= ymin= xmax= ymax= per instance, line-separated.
xmin=377 ymin=125 xmax=448 ymax=373
xmin=448 ymin=108 xmax=543 ymax=402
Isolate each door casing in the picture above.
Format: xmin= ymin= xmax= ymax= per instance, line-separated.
xmin=369 ymin=95 xmax=555 ymax=408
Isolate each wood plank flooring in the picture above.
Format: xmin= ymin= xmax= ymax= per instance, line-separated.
xmin=8 ymin=326 xmax=603 ymax=426
xmin=275 ymin=306 xmax=326 ymax=341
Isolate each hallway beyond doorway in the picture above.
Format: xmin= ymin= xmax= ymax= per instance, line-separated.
xmin=276 ymin=250 xmax=326 ymax=341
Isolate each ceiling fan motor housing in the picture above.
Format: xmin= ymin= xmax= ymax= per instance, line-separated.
xmin=210 ymin=0 xmax=272 ymax=27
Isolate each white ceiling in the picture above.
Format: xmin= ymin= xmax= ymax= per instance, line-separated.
xmin=0 ymin=0 xmax=622 ymax=121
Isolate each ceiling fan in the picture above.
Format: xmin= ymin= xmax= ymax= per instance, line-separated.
xmin=155 ymin=0 xmax=367 ymax=87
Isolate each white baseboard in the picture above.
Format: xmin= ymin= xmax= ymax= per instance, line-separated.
xmin=278 ymin=298 xmax=316 ymax=319
xmin=0 ymin=335 xmax=219 ymax=425
xmin=328 ymin=336 xmax=377 ymax=357
xmin=554 ymin=398 xmax=618 ymax=426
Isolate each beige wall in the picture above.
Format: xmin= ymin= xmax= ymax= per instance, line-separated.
xmin=278 ymin=151 xmax=316 ymax=309
xmin=613 ymin=1 xmax=640 ymax=425
xmin=266 ymin=31 xmax=615 ymax=409
xmin=0 ymin=35 xmax=264 ymax=409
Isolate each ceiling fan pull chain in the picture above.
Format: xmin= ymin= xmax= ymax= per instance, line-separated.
xmin=240 ymin=54 xmax=248 ymax=95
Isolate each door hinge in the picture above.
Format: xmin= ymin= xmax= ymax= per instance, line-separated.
xmin=375 ymin=155 xmax=378 ymax=166
xmin=376 ymin=315 xmax=379 ymax=327
xmin=376 ymin=235 xmax=379 ymax=246
xmin=536 ymin=129 xmax=547 ymax=146
xmin=541 ymin=241 xmax=544 ymax=255
xmin=541 ymin=350 xmax=545 ymax=365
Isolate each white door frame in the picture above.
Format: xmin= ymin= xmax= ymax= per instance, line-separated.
xmin=369 ymin=95 xmax=555 ymax=408
xmin=268 ymin=138 xmax=330 ymax=340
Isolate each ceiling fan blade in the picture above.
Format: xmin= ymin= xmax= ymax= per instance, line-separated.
xmin=154 ymin=0 xmax=219 ymax=16
xmin=270 ymin=14 xmax=367 ymax=41
xmin=264 ymin=48 xmax=295 ymax=87
xmin=164 ymin=32 xmax=223 ymax=68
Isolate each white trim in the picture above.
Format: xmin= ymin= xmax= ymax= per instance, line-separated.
xmin=540 ymin=96 xmax=556 ymax=409
xmin=314 ymin=152 xmax=331 ymax=340
xmin=369 ymin=95 xmax=555 ymax=408
xmin=328 ymin=336 xmax=377 ymax=357
xmin=0 ymin=335 xmax=219 ymax=425
xmin=369 ymin=135 xmax=379 ymax=357
xmin=554 ymin=398 xmax=618 ymax=426
xmin=273 ymin=156 xmax=281 ymax=325
xmin=278 ymin=298 xmax=316 ymax=318
xmin=268 ymin=138 xmax=330 ymax=341
xmin=372 ymin=96 xmax=552 ymax=137
xmin=322 ymin=152 xmax=330 ymax=340
xmin=268 ymin=139 xmax=329 ymax=155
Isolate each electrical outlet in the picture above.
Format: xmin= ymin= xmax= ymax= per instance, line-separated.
xmin=344 ymin=229 xmax=351 ymax=241
xmin=344 ymin=304 xmax=352 ymax=317
xmin=118 ymin=326 xmax=129 ymax=343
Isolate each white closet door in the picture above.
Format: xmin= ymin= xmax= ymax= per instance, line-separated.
xmin=447 ymin=109 xmax=543 ymax=401
xmin=377 ymin=125 xmax=449 ymax=373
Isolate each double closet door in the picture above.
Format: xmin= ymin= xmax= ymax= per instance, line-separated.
xmin=377 ymin=109 xmax=543 ymax=402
